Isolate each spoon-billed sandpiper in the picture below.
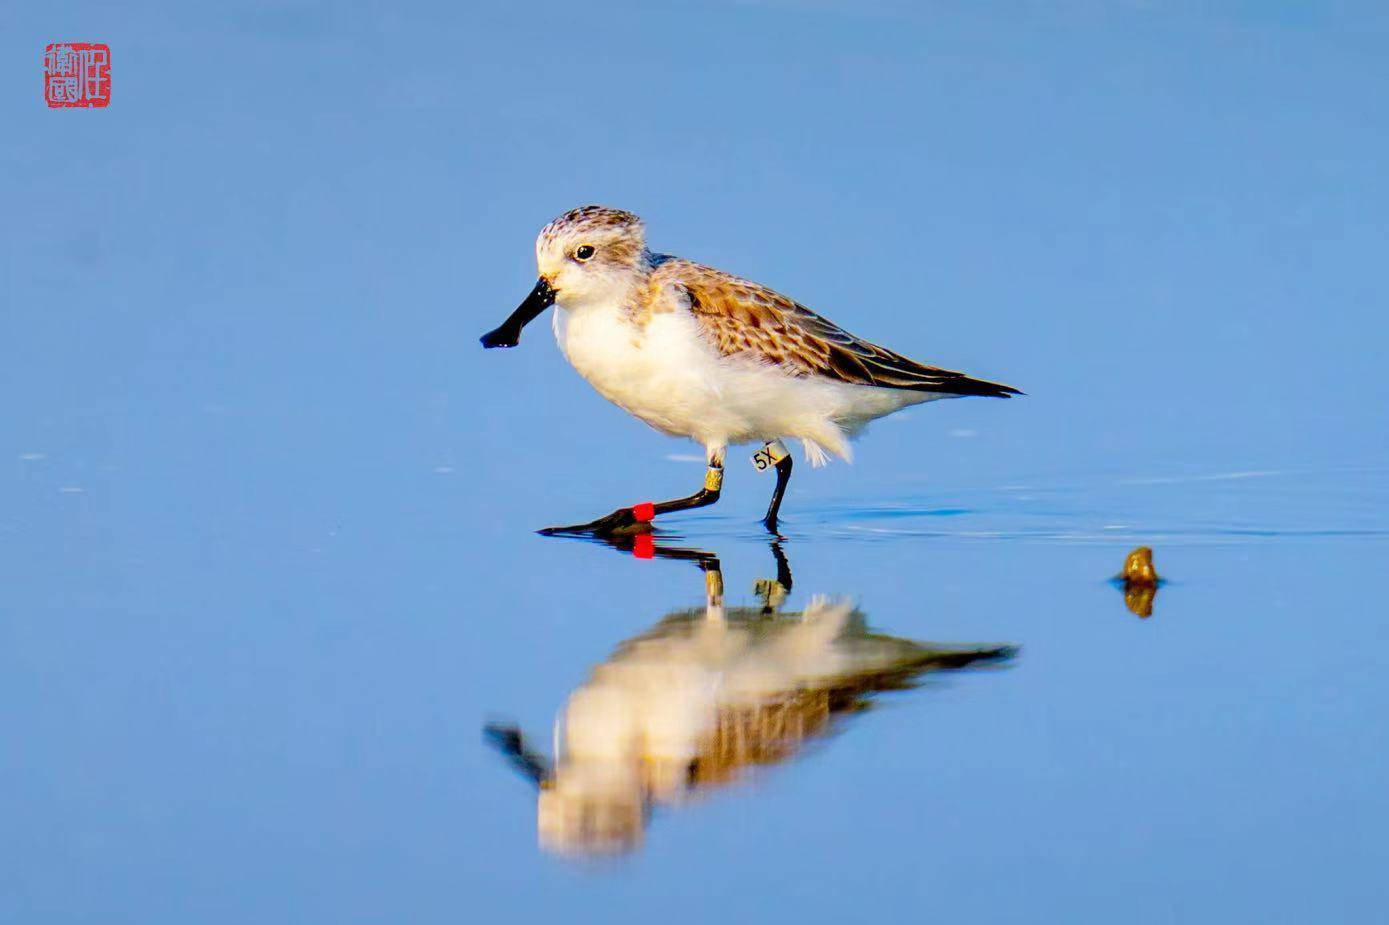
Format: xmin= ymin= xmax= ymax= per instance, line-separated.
xmin=481 ymin=205 xmax=1020 ymax=535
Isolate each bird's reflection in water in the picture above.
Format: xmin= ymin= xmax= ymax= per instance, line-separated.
xmin=485 ymin=537 xmax=1016 ymax=856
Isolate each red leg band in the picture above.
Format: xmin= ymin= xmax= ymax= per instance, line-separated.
xmin=632 ymin=502 xmax=655 ymax=523
xmin=632 ymin=534 xmax=654 ymax=559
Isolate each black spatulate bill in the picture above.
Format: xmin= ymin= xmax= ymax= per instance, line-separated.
xmin=480 ymin=277 xmax=556 ymax=348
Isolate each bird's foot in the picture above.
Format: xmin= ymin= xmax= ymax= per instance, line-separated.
xmin=538 ymin=503 xmax=655 ymax=538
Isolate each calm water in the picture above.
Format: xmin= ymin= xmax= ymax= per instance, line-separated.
xmin=5 ymin=2 xmax=1388 ymax=923
xmin=6 ymin=461 xmax=1387 ymax=922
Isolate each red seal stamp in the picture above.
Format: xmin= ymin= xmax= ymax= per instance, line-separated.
xmin=44 ymin=43 xmax=110 ymax=108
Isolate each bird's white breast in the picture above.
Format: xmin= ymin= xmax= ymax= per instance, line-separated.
xmin=551 ymin=299 xmax=929 ymax=460
xmin=552 ymin=302 xmax=734 ymax=444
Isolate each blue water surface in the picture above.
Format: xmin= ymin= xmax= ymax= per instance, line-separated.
xmin=3 ymin=2 xmax=1387 ymax=923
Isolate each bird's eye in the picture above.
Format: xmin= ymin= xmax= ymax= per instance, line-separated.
xmin=574 ymin=245 xmax=595 ymax=261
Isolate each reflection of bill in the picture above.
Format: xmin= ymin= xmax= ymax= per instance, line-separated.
xmin=485 ymin=543 xmax=1015 ymax=856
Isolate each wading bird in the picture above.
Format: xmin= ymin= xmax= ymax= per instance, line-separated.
xmin=481 ymin=206 xmax=1020 ymax=535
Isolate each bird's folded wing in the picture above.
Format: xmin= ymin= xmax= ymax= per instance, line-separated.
xmin=673 ymin=261 xmax=1020 ymax=398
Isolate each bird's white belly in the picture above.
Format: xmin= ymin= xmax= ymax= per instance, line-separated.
xmin=554 ymin=306 xmax=735 ymax=443
xmin=553 ymin=304 xmax=929 ymax=459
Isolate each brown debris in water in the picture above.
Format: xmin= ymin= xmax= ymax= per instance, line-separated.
xmin=1119 ymin=546 xmax=1161 ymax=618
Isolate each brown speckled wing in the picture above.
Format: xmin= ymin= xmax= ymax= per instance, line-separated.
xmin=660 ymin=259 xmax=1020 ymax=398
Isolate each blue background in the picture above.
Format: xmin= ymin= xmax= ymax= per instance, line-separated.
xmin=3 ymin=2 xmax=1387 ymax=923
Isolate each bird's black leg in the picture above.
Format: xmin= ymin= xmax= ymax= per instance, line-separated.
xmin=762 ymin=450 xmax=794 ymax=534
xmin=539 ymin=457 xmax=725 ymax=537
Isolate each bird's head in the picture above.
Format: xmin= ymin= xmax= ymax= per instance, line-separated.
xmin=481 ymin=205 xmax=648 ymax=349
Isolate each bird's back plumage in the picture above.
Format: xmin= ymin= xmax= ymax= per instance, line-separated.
xmin=647 ymin=256 xmax=1021 ymax=399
